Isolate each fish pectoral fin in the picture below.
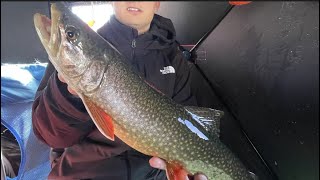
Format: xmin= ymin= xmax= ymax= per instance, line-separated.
xmin=81 ymin=95 xmax=115 ymax=141
xmin=184 ymin=106 xmax=224 ymax=138
xmin=165 ymin=162 xmax=188 ymax=180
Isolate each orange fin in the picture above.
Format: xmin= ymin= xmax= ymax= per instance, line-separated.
xmin=166 ymin=162 xmax=188 ymax=180
xmin=81 ymin=95 xmax=115 ymax=141
xmin=229 ymin=1 xmax=252 ymax=6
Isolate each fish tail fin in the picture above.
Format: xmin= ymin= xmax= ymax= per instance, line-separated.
xmin=184 ymin=106 xmax=224 ymax=139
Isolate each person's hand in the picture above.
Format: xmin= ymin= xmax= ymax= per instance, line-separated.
xmin=149 ymin=157 xmax=208 ymax=180
xmin=57 ymin=73 xmax=78 ymax=96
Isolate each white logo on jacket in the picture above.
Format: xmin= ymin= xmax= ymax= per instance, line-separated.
xmin=160 ymin=66 xmax=175 ymax=74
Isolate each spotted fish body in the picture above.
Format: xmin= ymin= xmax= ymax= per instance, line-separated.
xmin=33 ymin=2 xmax=253 ymax=180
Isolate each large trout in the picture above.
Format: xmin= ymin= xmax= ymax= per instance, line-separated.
xmin=33 ymin=2 xmax=253 ymax=180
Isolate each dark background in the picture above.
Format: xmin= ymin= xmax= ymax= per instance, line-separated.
xmin=1 ymin=1 xmax=319 ymax=180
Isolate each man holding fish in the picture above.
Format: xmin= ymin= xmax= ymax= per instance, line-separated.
xmin=32 ymin=1 xmax=209 ymax=180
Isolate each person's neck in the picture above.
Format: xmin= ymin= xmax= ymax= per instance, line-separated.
xmin=135 ymin=24 xmax=151 ymax=35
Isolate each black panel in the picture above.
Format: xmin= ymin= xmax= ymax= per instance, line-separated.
xmin=195 ymin=1 xmax=319 ymax=180
xmin=157 ymin=1 xmax=230 ymax=45
xmin=189 ymin=62 xmax=277 ymax=180
xmin=1 ymin=2 xmax=50 ymax=64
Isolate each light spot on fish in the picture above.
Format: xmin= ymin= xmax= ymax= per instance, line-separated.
xmin=177 ymin=118 xmax=209 ymax=140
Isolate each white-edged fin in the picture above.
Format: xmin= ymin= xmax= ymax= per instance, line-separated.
xmin=184 ymin=106 xmax=224 ymax=138
xmin=80 ymin=94 xmax=115 ymax=141
xmin=249 ymin=171 xmax=259 ymax=180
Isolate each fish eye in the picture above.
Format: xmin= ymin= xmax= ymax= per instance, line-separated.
xmin=65 ymin=26 xmax=79 ymax=41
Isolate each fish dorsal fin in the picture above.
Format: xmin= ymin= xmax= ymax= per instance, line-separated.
xmin=80 ymin=94 xmax=115 ymax=141
xmin=184 ymin=106 xmax=224 ymax=139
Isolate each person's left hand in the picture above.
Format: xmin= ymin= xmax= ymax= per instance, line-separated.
xmin=149 ymin=157 xmax=208 ymax=180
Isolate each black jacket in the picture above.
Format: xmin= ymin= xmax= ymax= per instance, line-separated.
xmin=32 ymin=14 xmax=197 ymax=180
xmin=98 ymin=14 xmax=195 ymax=104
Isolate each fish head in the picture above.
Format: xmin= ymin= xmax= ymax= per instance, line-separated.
xmin=33 ymin=2 xmax=116 ymax=93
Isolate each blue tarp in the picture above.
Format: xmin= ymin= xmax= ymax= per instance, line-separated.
xmin=1 ymin=63 xmax=51 ymax=180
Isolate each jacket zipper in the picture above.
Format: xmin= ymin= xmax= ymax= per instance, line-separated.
xmin=131 ymin=39 xmax=136 ymax=60
xmin=125 ymin=34 xmax=136 ymax=180
xmin=125 ymin=151 xmax=131 ymax=180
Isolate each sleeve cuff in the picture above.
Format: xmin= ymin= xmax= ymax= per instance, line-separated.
xmin=48 ymin=71 xmax=90 ymax=121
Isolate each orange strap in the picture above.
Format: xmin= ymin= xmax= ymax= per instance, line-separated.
xmin=229 ymin=1 xmax=252 ymax=6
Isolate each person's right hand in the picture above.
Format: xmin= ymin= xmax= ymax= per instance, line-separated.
xmin=57 ymin=73 xmax=78 ymax=96
xmin=149 ymin=157 xmax=208 ymax=180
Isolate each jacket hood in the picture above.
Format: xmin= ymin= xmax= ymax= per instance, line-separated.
xmin=147 ymin=14 xmax=177 ymax=49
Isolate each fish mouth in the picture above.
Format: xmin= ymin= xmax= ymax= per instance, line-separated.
xmin=34 ymin=3 xmax=61 ymax=58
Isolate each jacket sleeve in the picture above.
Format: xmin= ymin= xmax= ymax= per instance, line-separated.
xmin=171 ymin=47 xmax=198 ymax=106
xmin=32 ymin=63 xmax=94 ymax=148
